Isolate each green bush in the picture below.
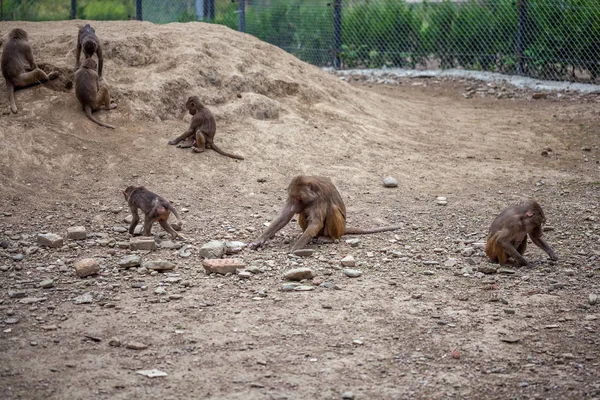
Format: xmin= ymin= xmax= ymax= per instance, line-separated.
xmin=81 ymin=1 xmax=129 ymax=20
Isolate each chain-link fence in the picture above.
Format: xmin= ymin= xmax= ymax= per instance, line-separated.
xmin=2 ymin=0 xmax=600 ymax=82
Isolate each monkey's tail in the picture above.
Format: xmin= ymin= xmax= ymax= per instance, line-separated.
xmin=85 ymin=105 xmax=115 ymax=129
xmin=210 ymin=142 xmax=244 ymax=160
xmin=344 ymin=225 xmax=402 ymax=235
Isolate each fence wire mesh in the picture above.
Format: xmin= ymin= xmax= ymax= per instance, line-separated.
xmin=2 ymin=0 xmax=600 ymax=82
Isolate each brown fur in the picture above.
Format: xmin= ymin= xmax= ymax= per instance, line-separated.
xmin=76 ymin=24 xmax=103 ymax=77
xmin=485 ymin=199 xmax=557 ymax=266
xmin=123 ymin=186 xmax=182 ymax=240
xmin=168 ymin=96 xmax=244 ymax=160
xmin=75 ymin=58 xmax=117 ymax=129
xmin=1 ymin=28 xmax=59 ymax=113
xmin=249 ymin=175 xmax=402 ymax=252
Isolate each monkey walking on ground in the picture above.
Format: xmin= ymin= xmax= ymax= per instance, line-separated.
xmin=76 ymin=24 xmax=103 ymax=77
xmin=1 ymin=28 xmax=59 ymax=113
xmin=123 ymin=186 xmax=183 ymax=240
xmin=485 ymin=199 xmax=558 ymax=266
xmin=168 ymin=96 xmax=244 ymax=160
xmin=75 ymin=58 xmax=117 ymax=129
xmin=249 ymin=175 xmax=402 ymax=252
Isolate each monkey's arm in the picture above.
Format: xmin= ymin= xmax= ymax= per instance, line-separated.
xmin=76 ymin=41 xmax=82 ymax=68
xmin=530 ymin=235 xmax=558 ymax=261
xmin=25 ymin=47 xmax=37 ymax=70
xmin=498 ymin=233 xmax=528 ymax=266
xmin=291 ymin=221 xmax=324 ymax=252
xmin=249 ymin=203 xmax=295 ymax=250
xmin=128 ymin=206 xmax=139 ymax=235
xmin=97 ymin=46 xmax=103 ymax=77
xmin=168 ymin=127 xmax=195 ymax=145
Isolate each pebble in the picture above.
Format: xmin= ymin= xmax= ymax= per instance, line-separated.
xmin=202 ymin=258 xmax=245 ymax=274
xmin=74 ymin=293 xmax=93 ymax=304
xmin=159 ymin=240 xmax=176 ymax=249
xmin=108 ymin=337 xmax=121 ymax=347
xmin=39 ymin=279 xmax=55 ymax=289
xmin=282 ymin=283 xmax=302 ymax=292
xmin=345 ymin=238 xmax=361 ymax=247
xmin=37 ymin=233 xmax=64 ymax=248
xmin=343 ymin=268 xmax=362 ymax=278
xmin=423 ymin=260 xmax=438 ymax=266
xmin=584 ymin=315 xmax=597 ymax=321
xmin=113 ymin=226 xmax=128 ymax=233
xmin=41 ymin=324 xmax=58 ymax=331
xmin=8 ymin=290 xmax=26 ymax=298
xmin=340 ymin=255 xmax=356 ymax=267
xmin=500 ymin=336 xmax=520 ymax=343
xmin=342 ymin=392 xmax=355 ymax=400
xmin=292 ymin=249 xmax=314 ymax=257
xmin=477 ymin=265 xmax=498 ymax=274
xmin=499 ymin=268 xmax=516 ymax=274
xmin=168 ymin=294 xmax=183 ymax=300
xmin=123 ymin=215 xmax=133 ymax=223
xmin=284 ymin=267 xmax=315 ymax=281
xmin=130 ymin=237 xmax=156 ymax=251
xmin=383 ymin=177 xmax=398 ymax=188
xmin=67 ymin=226 xmax=87 ymax=240
xmin=422 ymin=270 xmax=435 ymax=276
xmin=19 ymin=297 xmax=46 ymax=304
xmin=461 ymin=247 xmax=475 ymax=257
xmin=460 ymin=266 xmax=474 ymax=275
xmin=74 ymin=258 xmax=100 ymax=278
xmin=436 ymin=196 xmax=448 ymax=206
xmin=589 ymin=294 xmax=598 ymax=305
xmin=294 ymin=285 xmax=315 ymax=291
xmin=199 ymin=240 xmax=226 ymax=258
xmin=155 ymin=287 xmax=167 ymax=295
xmin=118 ymin=255 xmax=141 ymax=269
xmin=564 ymin=269 xmax=575 ymax=276
xmin=0 ymin=265 xmax=10 ymax=272
xmin=237 ymin=270 xmax=253 ymax=279
xmin=12 ymin=254 xmax=24 ymax=262
xmin=178 ymin=245 xmax=192 ymax=257
xmin=125 ymin=342 xmax=149 ymax=350
xmin=4 ymin=318 xmax=19 ymax=325
xmin=504 ymin=309 xmax=515 ymax=315
xmin=142 ymin=260 xmax=176 ymax=271
xmin=225 ymin=241 xmax=246 ymax=254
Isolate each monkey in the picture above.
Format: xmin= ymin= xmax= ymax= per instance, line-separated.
xmin=1 ymin=28 xmax=59 ymax=113
xmin=76 ymin=24 xmax=103 ymax=77
xmin=123 ymin=186 xmax=183 ymax=240
xmin=75 ymin=58 xmax=117 ymax=129
xmin=485 ymin=199 xmax=558 ymax=266
xmin=168 ymin=96 xmax=244 ymax=160
xmin=249 ymin=175 xmax=402 ymax=252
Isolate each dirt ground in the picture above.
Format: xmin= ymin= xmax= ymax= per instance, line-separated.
xmin=0 ymin=21 xmax=599 ymax=400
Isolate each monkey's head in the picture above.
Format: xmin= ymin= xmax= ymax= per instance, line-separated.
xmin=186 ymin=96 xmax=203 ymax=115
xmin=82 ymin=38 xmax=98 ymax=57
xmin=81 ymin=58 xmax=97 ymax=71
xmin=9 ymin=28 xmax=28 ymax=41
xmin=523 ymin=200 xmax=546 ymax=233
xmin=287 ymin=176 xmax=319 ymax=213
xmin=123 ymin=186 xmax=136 ymax=200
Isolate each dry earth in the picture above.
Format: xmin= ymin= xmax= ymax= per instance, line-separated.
xmin=0 ymin=21 xmax=599 ymax=400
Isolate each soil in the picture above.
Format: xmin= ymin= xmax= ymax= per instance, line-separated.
xmin=0 ymin=21 xmax=599 ymax=400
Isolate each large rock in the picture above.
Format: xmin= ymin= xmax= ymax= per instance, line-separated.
xmin=284 ymin=267 xmax=315 ymax=281
xmin=37 ymin=233 xmax=64 ymax=248
xmin=74 ymin=258 xmax=100 ymax=278
xmin=67 ymin=226 xmax=87 ymax=240
xmin=142 ymin=260 xmax=176 ymax=271
xmin=118 ymin=255 xmax=141 ymax=269
xmin=202 ymin=258 xmax=245 ymax=274
xmin=130 ymin=237 xmax=156 ymax=251
xmin=199 ymin=241 xmax=226 ymax=259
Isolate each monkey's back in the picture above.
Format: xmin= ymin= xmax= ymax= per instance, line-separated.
xmin=194 ymin=108 xmax=217 ymax=137
xmin=74 ymin=68 xmax=98 ymax=107
xmin=1 ymin=39 xmax=27 ymax=81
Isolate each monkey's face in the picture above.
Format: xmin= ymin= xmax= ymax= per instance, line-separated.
xmin=288 ymin=181 xmax=318 ymax=212
xmin=187 ymin=103 xmax=197 ymax=115
xmin=82 ymin=39 xmax=97 ymax=56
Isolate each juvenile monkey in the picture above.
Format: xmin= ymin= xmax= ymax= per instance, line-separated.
xmin=123 ymin=186 xmax=182 ymax=240
xmin=75 ymin=58 xmax=117 ymax=129
xmin=250 ymin=175 xmax=402 ymax=252
xmin=168 ymin=96 xmax=244 ymax=160
xmin=1 ymin=28 xmax=59 ymax=113
xmin=76 ymin=24 xmax=103 ymax=77
xmin=485 ymin=199 xmax=558 ymax=266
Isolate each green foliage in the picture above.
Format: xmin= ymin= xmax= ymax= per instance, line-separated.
xmin=80 ymin=1 xmax=129 ymax=20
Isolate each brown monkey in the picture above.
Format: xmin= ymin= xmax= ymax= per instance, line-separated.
xmin=123 ymin=186 xmax=182 ymax=240
xmin=168 ymin=96 xmax=244 ymax=160
xmin=76 ymin=24 xmax=103 ymax=77
xmin=1 ymin=28 xmax=59 ymax=113
xmin=485 ymin=199 xmax=558 ymax=266
xmin=75 ymin=58 xmax=117 ymax=129
xmin=249 ymin=175 xmax=402 ymax=252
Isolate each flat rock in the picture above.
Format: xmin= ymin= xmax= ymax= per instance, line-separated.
xmin=292 ymin=249 xmax=314 ymax=257
xmin=136 ymin=369 xmax=167 ymax=378
xmin=589 ymin=294 xmax=598 ymax=305
xmin=67 ymin=226 xmax=87 ymax=240
xmin=74 ymin=293 xmax=93 ymax=304
xmin=126 ymin=342 xmax=149 ymax=350
xmin=39 ymin=279 xmax=55 ymax=289
xmin=383 ymin=177 xmax=398 ymax=188
xmin=41 ymin=324 xmax=58 ymax=331
xmin=342 ymin=391 xmax=356 ymax=400
xmin=202 ymin=258 xmax=245 ymax=274
xmin=12 ymin=254 xmax=24 ymax=262
xmin=237 ymin=270 xmax=253 ymax=279
xmin=130 ymin=237 xmax=156 ymax=251
xmin=340 ymin=255 xmax=356 ymax=267
xmin=199 ymin=240 xmax=226 ymax=259
xmin=19 ymin=297 xmax=47 ymax=304
xmin=500 ymin=336 xmax=520 ymax=343
xmin=123 ymin=215 xmax=133 ymax=223
xmin=142 ymin=260 xmax=176 ymax=271
xmin=477 ymin=265 xmax=498 ymax=274
xmin=108 ymin=337 xmax=121 ymax=347
xmin=37 ymin=233 xmax=63 ymax=248
xmin=282 ymin=283 xmax=302 ymax=291
xmin=4 ymin=318 xmax=19 ymax=324
xmin=225 ymin=241 xmax=246 ymax=254
xmin=343 ymin=268 xmax=362 ymax=278
xmin=74 ymin=258 xmax=100 ymax=278
xmin=118 ymin=255 xmax=141 ymax=269
xmin=499 ymin=267 xmax=516 ymax=274
xmin=294 ymin=285 xmax=315 ymax=291
xmin=345 ymin=238 xmax=361 ymax=247
xmin=284 ymin=267 xmax=315 ymax=281
xmin=159 ymin=240 xmax=176 ymax=249
xmin=8 ymin=290 xmax=26 ymax=298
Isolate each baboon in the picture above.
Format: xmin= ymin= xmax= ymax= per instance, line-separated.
xmin=250 ymin=175 xmax=402 ymax=252
xmin=75 ymin=58 xmax=117 ymax=129
xmin=1 ymin=28 xmax=59 ymax=113
xmin=485 ymin=199 xmax=558 ymax=266
xmin=168 ymin=96 xmax=244 ymax=160
xmin=123 ymin=186 xmax=182 ymax=240
xmin=76 ymin=24 xmax=103 ymax=77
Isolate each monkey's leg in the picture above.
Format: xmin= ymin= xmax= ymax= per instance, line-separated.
xmin=291 ymin=222 xmax=324 ymax=252
xmin=298 ymin=214 xmax=308 ymax=231
xmin=176 ymin=137 xmax=195 ymax=148
xmin=6 ymin=81 xmax=17 ymax=114
xmin=498 ymin=239 xmax=528 ymax=266
xmin=159 ymin=220 xmax=179 ymax=240
xmin=530 ymin=236 xmax=558 ymax=261
xmin=517 ymin=238 xmax=527 ymax=255
xmin=129 ymin=209 xmax=139 ymax=235
xmin=13 ymin=69 xmax=57 ymax=88
xmin=143 ymin=218 xmax=154 ymax=236
xmin=323 ymin=205 xmax=345 ymax=240
xmin=192 ymin=132 xmax=207 ymax=153
xmin=168 ymin=128 xmax=194 ymax=145
xmin=496 ymin=248 xmax=508 ymax=265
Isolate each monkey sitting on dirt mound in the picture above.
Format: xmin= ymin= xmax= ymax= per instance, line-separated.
xmin=74 ymin=58 xmax=117 ymax=129
xmin=485 ymin=199 xmax=558 ymax=266
xmin=250 ymin=175 xmax=402 ymax=252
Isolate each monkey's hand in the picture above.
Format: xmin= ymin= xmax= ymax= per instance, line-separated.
xmin=168 ymin=139 xmax=180 ymax=146
xmin=549 ymin=253 xmax=558 ymax=261
xmin=249 ymin=241 xmax=263 ymax=251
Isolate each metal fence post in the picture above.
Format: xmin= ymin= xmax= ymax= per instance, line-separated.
xmin=204 ymin=0 xmax=214 ymax=21
xmin=238 ymin=0 xmax=245 ymax=32
xmin=136 ymin=0 xmax=142 ymax=20
xmin=70 ymin=0 xmax=76 ymax=19
xmin=333 ymin=0 xmax=342 ymax=69
xmin=516 ymin=0 xmax=527 ymax=75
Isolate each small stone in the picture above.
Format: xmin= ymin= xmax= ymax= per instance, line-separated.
xmin=108 ymin=337 xmax=121 ymax=347
xmin=8 ymin=290 xmax=26 ymax=298
xmin=422 ymin=270 xmax=435 ymax=276
xmin=340 ymin=255 xmax=355 ymax=267
xmin=4 ymin=318 xmax=18 ymax=324
xmin=202 ymin=258 xmax=245 ymax=274
xmin=564 ymin=269 xmax=575 ymax=276
xmin=159 ymin=240 xmax=176 ymax=249
xmin=504 ymin=309 xmax=515 ymax=315
xmin=12 ymin=254 xmax=24 ymax=262
xmin=126 ymin=342 xmax=149 ymax=350
xmin=342 ymin=392 xmax=355 ymax=400
xmin=589 ymin=294 xmax=598 ymax=305
xmin=500 ymin=336 xmax=520 ymax=343
xmin=383 ymin=177 xmax=398 ymax=188
xmin=294 ymin=285 xmax=315 ymax=291
xmin=155 ymin=287 xmax=167 ymax=295
xmin=41 ymin=324 xmax=58 ymax=331
xmin=499 ymin=267 xmax=516 ymax=275
xmin=225 ymin=241 xmax=246 ymax=254
xmin=74 ymin=293 xmax=93 ymax=304
xmin=136 ymin=369 xmax=167 ymax=378
xmin=37 ymin=233 xmax=64 ymax=248
xmin=123 ymin=215 xmax=133 ymax=223
xmin=343 ymin=268 xmax=362 ymax=278
xmin=532 ymin=92 xmax=547 ymax=99
xmin=477 ymin=265 xmax=498 ymax=274
xmin=130 ymin=237 xmax=156 ymax=251
xmin=39 ymin=279 xmax=55 ymax=289
xmin=461 ymin=247 xmax=475 ymax=257
xmin=178 ymin=245 xmax=192 ymax=257
xmin=584 ymin=315 xmax=597 ymax=321
xmin=142 ymin=260 xmax=176 ymax=271
xmin=74 ymin=258 xmax=100 ymax=278
xmin=113 ymin=226 xmax=128 ymax=233
xmin=169 ymin=294 xmax=183 ymax=300
xmin=423 ymin=260 xmax=438 ymax=266
xmin=445 ymin=258 xmax=458 ymax=267
xmin=284 ymin=267 xmax=315 ymax=281
xmin=345 ymin=238 xmax=361 ymax=247
xmin=282 ymin=283 xmax=302 ymax=292
xmin=460 ymin=266 xmax=474 ymax=275
xmin=67 ymin=226 xmax=87 ymax=240
xmin=118 ymin=255 xmax=141 ymax=269
xmin=237 ymin=270 xmax=253 ymax=279
xmin=199 ymin=240 xmax=226 ymax=258
xmin=19 ymin=297 xmax=47 ymax=304
xmin=292 ymin=249 xmax=314 ymax=257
